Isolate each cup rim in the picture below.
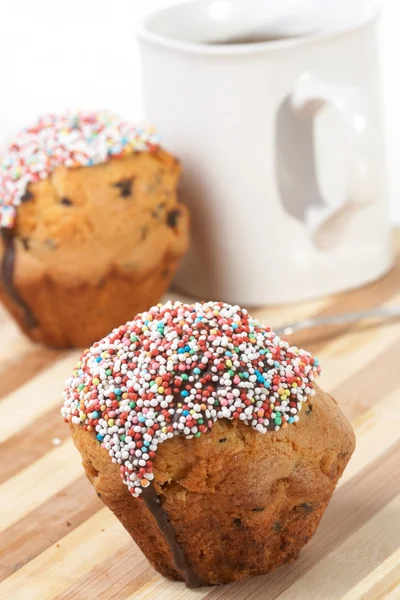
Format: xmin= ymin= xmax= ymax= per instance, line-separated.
xmin=137 ymin=0 xmax=380 ymax=56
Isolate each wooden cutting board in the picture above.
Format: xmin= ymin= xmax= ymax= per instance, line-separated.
xmin=1 ymin=236 xmax=400 ymax=600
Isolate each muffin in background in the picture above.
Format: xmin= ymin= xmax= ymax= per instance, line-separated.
xmin=0 ymin=113 xmax=189 ymax=348
xmin=62 ymin=301 xmax=355 ymax=586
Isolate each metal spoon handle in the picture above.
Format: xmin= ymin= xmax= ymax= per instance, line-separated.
xmin=275 ymin=305 xmax=400 ymax=336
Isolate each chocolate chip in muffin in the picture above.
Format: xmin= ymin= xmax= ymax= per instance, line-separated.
xmin=21 ymin=237 xmax=30 ymax=250
xmin=140 ymin=225 xmax=148 ymax=242
xmin=251 ymin=507 xmax=266 ymax=513
xmin=273 ymin=521 xmax=282 ymax=532
xmin=113 ymin=178 xmax=134 ymax=198
xmin=280 ymin=540 xmax=289 ymax=551
xmin=218 ymin=438 xmax=227 ymax=444
xmin=167 ymin=209 xmax=181 ymax=229
xmin=294 ymin=502 xmax=314 ymax=515
xmin=20 ymin=190 xmax=34 ymax=203
xmin=152 ymin=202 xmax=166 ymax=219
xmin=60 ymin=197 xmax=73 ymax=206
xmin=45 ymin=239 xmax=58 ymax=250
xmin=233 ymin=518 xmax=243 ymax=528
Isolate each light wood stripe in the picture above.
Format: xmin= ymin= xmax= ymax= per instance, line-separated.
xmin=0 ymin=405 xmax=70 ymax=484
xmin=0 ymin=352 xmax=77 ymax=443
xmin=129 ymin=577 xmax=192 ymax=600
xmin=0 ymin=509 xmax=135 ymax=600
xmin=0 ymin=476 xmax=101 ymax=581
xmin=0 ymin=313 xmax=66 ymax=400
xmin=341 ymin=548 xmax=400 ymax=600
xmin=381 ymin=585 xmax=400 ymax=600
xmin=277 ymin=493 xmax=400 ymax=600
xmin=55 ymin=549 xmax=155 ymax=600
xmin=0 ymin=320 xmax=32 ymax=365
xmin=316 ymin=296 xmax=400 ymax=393
xmin=364 ymin=568 xmax=400 ymax=600
xmin=309 ymin=313 xmax=400 ymax=427
xmin=339 ymin=388 xmax=400 ymax=486
xmin=0 ymin=438 xmax=82 ymax=533
xmin=0 ymin=345 xmax=64 ymax=401
xmin=332 ymin=334 xmax=400 ymax=422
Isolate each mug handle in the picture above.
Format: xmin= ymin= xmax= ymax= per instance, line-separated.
xmin=289 ymin=79 xmax=375 ymax=248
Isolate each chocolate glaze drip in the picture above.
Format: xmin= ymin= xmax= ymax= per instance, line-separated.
xmin=1 ymin=228 xmax=37 ymax=328
xmin=141 ymin=483 xmax=201 ymax=588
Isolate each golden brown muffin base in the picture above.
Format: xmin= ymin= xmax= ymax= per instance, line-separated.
xmin=0 ymin=254 xmax=180 ymax=348
xmin=0 ymin=149 xmax=189 ymax=348
xmin=70 ymin=385 xmax=355 ymax=586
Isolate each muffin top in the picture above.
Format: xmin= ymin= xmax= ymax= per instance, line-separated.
xmin=62 ymin=301 xmax=321 ymax=497
xmin=0 ymin=112 xmax=159 ymax=228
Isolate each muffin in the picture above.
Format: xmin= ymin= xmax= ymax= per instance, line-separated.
xmin=62 ymin=301 xmax=355 ymax=587
xmin=0 ymin=113 xmax=189 ymax=348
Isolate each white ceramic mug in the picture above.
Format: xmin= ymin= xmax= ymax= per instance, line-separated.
xmin=138 ymin=0 xmax=392 ymax=305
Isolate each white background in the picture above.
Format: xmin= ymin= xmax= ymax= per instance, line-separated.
xmin=0 ymin=0 xmax=399 ymax=222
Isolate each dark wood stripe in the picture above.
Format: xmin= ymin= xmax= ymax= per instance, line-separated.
xmin=205 ymin=439 xmax=400 ymax=600
xmin=0 ymin=476 xmax=101 ymax=582
xmin=290 ymin=247 xmax=400 ymax=355
xmin=0 ymin=347 xmax=63 ymax=401
xmin=320 ymin=525 xmax=400 ymax=600
xmin=332 ymin=335 xmax=400 ymax=422
xmin=0 ymin=405 xmax=69 ymax=484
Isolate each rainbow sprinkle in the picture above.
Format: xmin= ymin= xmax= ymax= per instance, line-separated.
xmin=62 ymin=302 xmax=321 ymax=497
xmin=0 ymin=112 xmax=159 ymax=228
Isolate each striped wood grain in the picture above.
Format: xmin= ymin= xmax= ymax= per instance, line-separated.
xmin=0 ymin=247 xmax=399 ymax=600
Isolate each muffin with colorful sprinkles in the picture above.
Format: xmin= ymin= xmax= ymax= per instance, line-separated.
xmin=62 ymin=301 xmax=355 ymax=586
xmin=0 ymin=112 xmax=189 ymax=348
